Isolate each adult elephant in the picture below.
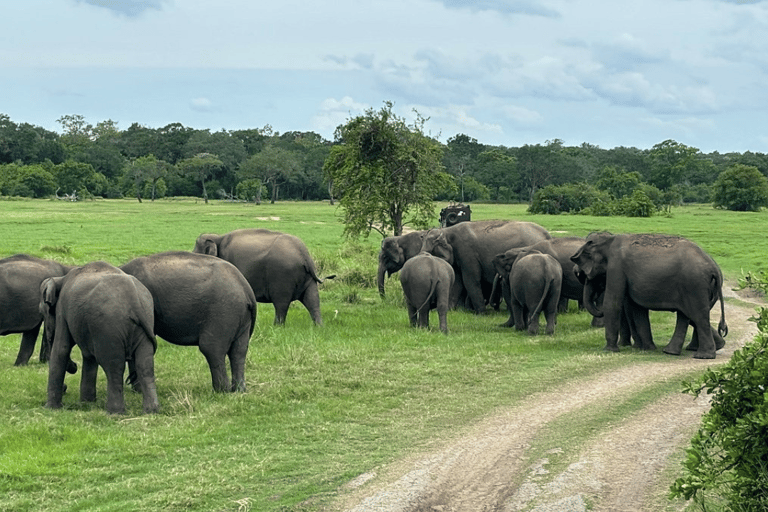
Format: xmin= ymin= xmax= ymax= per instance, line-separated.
xmin=570 ymin=232 xmax=727 ymax=359
xmin=420 ymin=220 xmax=551 ymax=314
xmin=0 ymin=254 xmax=74 ymax=366
xmin=121 ymin=252 xmax=256 ymax=392
xmin=41 ymin=261 xmax=158 ymax=414
xmin=377 ymin=230 xmax=427 ymax=297
xmin=194 ymin=229 xmax=329 ymax=326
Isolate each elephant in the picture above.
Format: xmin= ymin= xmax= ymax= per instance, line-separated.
xmin=420 ymin=220 xmax=551 ymax=314
xmin=570 ymin=232 xmax=727 ymax=358
xmin=121 ymin=251 xmax=256 ymax=392
xmin=194 ymin=229 xmax=331 ymax=326
xmin=575 ymin=270 xmax=655 ymax=350
xmin=398 ymin=231 xmax=456 ymax=333
xmin=0 ymin=254 xmax=74 ymax=366
xmin=492 ymin=237 xmax=587 ymax=313
xmin=497 ymin=249 xmax=562 ymax=335
xmin=377 ymin=230 xmax=427 ymax=297
xmin=41 ymin=261 xmax=158 ymax=414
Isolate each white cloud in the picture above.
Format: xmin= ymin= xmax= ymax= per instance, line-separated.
xmin=75 ymin=0 xmax=172 ymax=17
xmin=190 ymin=97 xmax=214 ymax=112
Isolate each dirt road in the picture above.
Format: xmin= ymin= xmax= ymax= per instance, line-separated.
xmin=332 ymin=284 xmax=762 ymax=512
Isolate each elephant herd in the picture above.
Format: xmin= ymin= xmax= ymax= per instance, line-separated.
xmin=0 ymin=220 xmax=728 ymax=414
xmin=380 ymin=220 xmax=728 ymax=360
xmin=0 ymin=228 xmax=329 ymax=414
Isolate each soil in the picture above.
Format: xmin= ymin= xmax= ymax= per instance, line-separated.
xmin=330 ymin=282 xmax=764 ymax=512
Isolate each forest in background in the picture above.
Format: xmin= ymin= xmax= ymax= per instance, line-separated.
xmin=1 ymin=113 xmax=767 ymax=206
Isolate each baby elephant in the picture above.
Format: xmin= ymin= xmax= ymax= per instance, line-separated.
xmin=41 ymin=261 xmax=158 ymax=414
xmin=399 ymin=252 xmax=455 ymax=333
xmin=501 ymin=250 xmax=563 ymax=335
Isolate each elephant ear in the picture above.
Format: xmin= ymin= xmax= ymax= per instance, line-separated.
xmin=41 ymin=277 xmax=61 ymax=310
xmin=201 ymin=237 xmax=218 ymax=257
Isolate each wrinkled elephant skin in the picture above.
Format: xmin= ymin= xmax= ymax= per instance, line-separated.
xmin=399 ymin=252 xmax=455 ymax=334
xmin=195 ymin=229 xmax=328 ymax=326
xmin=377 ymin=231 xmax=426 ymax=296
xmin=41 ymin=261 xmax=158 ymax=414
xmin=503 ymin=250 xmax=562 ymax=335
xmin=570 ymin=232 xmax=727 ymax=359
xmin=122 ymin=252 xmax=256 ymax=392
xmin=0 ymin=254 xmax=73 ymax=366
xmin=421 ymin=220 xmax=551 ymax=314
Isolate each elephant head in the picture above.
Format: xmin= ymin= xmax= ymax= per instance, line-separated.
xmin=193 ymin=234 xmax=222 ymax=257
xmin=420 ymin=231 xmax=454 ymax=265
xmin=377 ymin=231 xmax=425 ymax=296
xmin=39 ymin=277 xmax=77 ymax=375
xmin=569 ymin=232 xmax=613 ymax=282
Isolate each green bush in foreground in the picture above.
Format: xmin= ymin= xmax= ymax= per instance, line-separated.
xmin=671 ymin=271 xmax=768 ymax=510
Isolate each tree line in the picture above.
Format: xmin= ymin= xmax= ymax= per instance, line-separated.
xmin=2 ymin=111 xmax=767 ymax=212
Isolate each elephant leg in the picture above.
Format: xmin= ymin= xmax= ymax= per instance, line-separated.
xmin=417 ymin=305 xmax=430 ymax=329
xmin=628 ymin=305 xmax=655 ymax=350
xmin=79 ymin=354 xmax=99 ymax=403
xmin=199 ymin=339 xmax=231 ymax=392
xmin=544 ymin=309 xmax=557 ymax=336
xmin=300 ymin=283 xmax=323 ymax=326
xmin=273 ymin=301 xmax=291 ymax=326
xmin=712 ymin=325 xmax=726 ymax=350
xmin=134 ymin=341 xmax=159 ymax=413
xmin=512 ymin=302 xmax=526 ymax=331
xmin=227 ymin=331 xmax=250 ymax=393
xmin=436 ymin=284 xmax=451 ymax=334
xmin=664 ymin=312 xmax=690 ymax=356
xmin=102 ymin=358 xmax=127 ymax=415
xmin=406 ymin=302 xmax=418 ymax=327
xmin=461 ymin=268 xmax=487 ymax=314
xmin=14 ymin=324 xmax=42 ymax=366
xmin=618 ymin=307 xmax=632 ymax=347
xmin=690 ymin=314 xmax=717 ymax=359
xmin=590 ymin=315 xmax=604 ymax=328
xmin=557 ymin=296 xmax=569 ymax=313
xmin=499 ymin=279 xmax=515 ymax=327
xmin=46 ymin=334 xmax=74 ymax=409
xmin=527 ymin=310 xmax=541 ymax=335
xmin=125 ymin=359 xmax=142 ymax=392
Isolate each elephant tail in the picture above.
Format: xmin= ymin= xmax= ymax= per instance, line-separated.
xmin=715 ymin=276 xmax=728 ymax=338
xmin=528 ymin=277 xmax=552 ymax=327
xmin=416 ymin=274 xmax=440 ymax=316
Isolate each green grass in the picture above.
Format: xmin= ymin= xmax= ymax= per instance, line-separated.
xmin=0 ymin=199 xmax=764 ymax=511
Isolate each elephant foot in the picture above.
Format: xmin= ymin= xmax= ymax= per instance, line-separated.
xmin=663 ymin=345 xmax=682 ymax=356
xmin=694 ymin=350 xmax=716 ymax=360
xmin=715 ymin=337 xmax=726 ymax=350
xmin=603 ymin=344 xmax=620 ymax=353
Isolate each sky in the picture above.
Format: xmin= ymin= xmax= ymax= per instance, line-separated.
xmin=2 ymin=0 xmax=767 ymax=153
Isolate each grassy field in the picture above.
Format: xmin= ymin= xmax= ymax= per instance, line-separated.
xmin=0 ymin=198 xmax=765 ymax=511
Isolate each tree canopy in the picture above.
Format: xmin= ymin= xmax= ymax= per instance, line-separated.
xmin=323 ymin=102 xmax=454 ymax=237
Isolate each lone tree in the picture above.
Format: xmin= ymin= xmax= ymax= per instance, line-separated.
xmin=712 ymin=163 xmax=768 ymax=212
xmin=323 ymin=101 xmax=454 ymax=237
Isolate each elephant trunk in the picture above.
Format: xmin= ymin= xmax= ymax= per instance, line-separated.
xmin=582 ymin=278 xmax=604 ymax=318
xmin=377 ymin=258 xmax=388 ymax=297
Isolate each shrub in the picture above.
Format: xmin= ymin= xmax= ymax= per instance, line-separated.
xmin=613 ymin=189 xmax=655 ymax=217
xmin=671 ymin=271 xmax=768 ymax=510
xmin=712 ymin=164 xmax=768 ymax=211
xmin=528 ymin=183 xmax=607 ymax=214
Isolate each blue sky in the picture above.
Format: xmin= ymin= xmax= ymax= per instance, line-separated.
xmin=2 ymin=0 xmax=767 ymax=153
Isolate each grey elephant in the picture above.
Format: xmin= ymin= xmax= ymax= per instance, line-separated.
xmin=194 ymin=229 xmax=330 ymax=326
xmin=41 ymin=261 xmax=158 ymax=414
xmin=377 ymin=230 xmax=427 ymax=297
xmin=398 ymin=232 xmax=456 ymax=333
xmin=121 ymin=251 xmax=256 ymax=391
xmin=570 ymin=232 xmax=727 ymax=358
xmin=0 ymin=254 xmax=74 ymax=366
xmin=497 ymin=249 xmax=562 ymax=335
xmin=420 ymin=220 xmax=551 ymax=314
xmin=493 ymin=237 xmax=586 ymax=312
